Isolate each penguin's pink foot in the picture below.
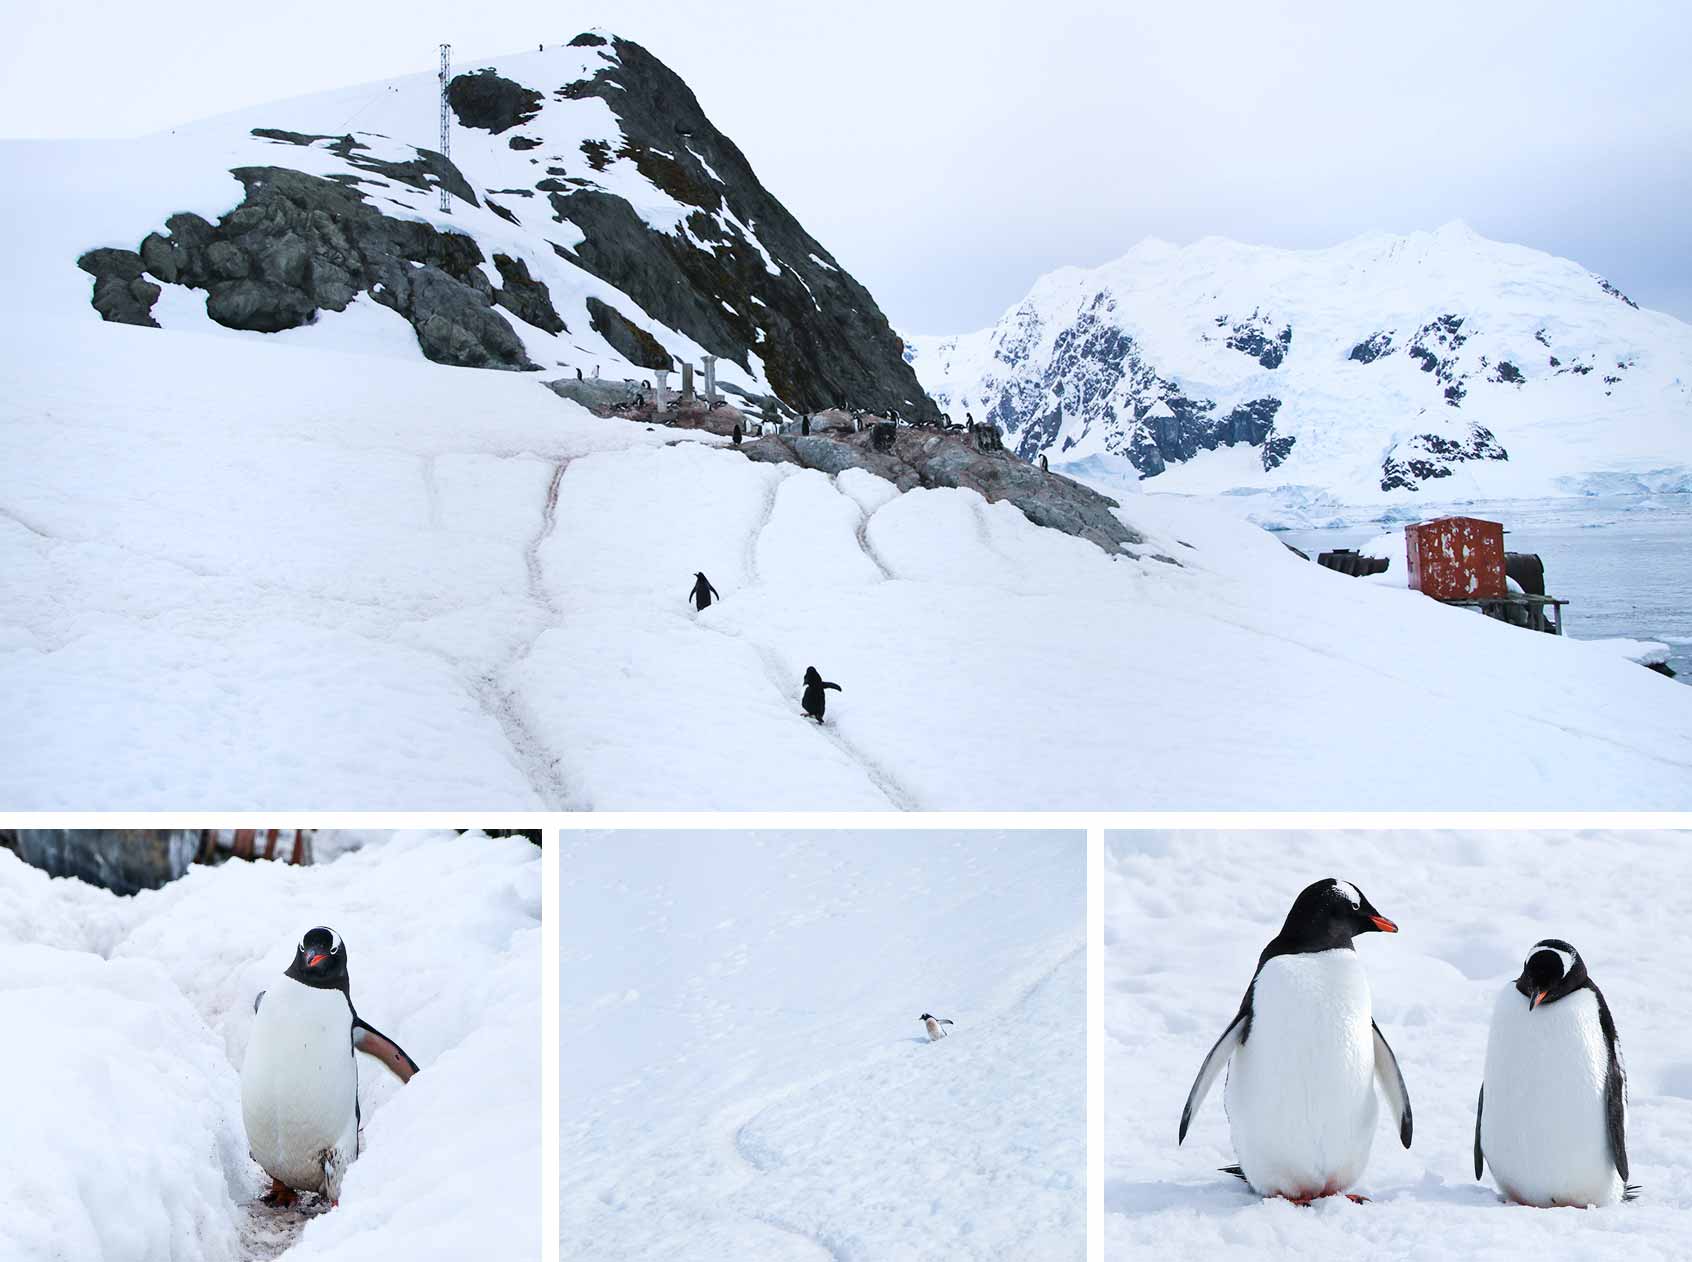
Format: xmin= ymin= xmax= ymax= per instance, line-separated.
xmin=260 ymin=1179 xmax=298 ymax=1208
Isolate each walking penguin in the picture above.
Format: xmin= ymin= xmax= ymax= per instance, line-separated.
xmin=1475 ymin=939 xmax=1634 ymax=1207
xmin=241 ymin=926 xmax=419 ymax=1207
xmin=801 ymin=666 xmax=842 ymax=723
xmin=921 ymin=1013 xmax=955 ymax=1041
xmin=688 ymin=572 xmax=720 ymax=612
xmin=1178 ymin=878 xmax=1412 ymax=1202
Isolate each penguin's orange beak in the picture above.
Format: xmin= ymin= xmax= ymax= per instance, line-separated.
xmin=1531 ymin=991 xmax=1547 ymax=1009
xmin=307 ymin=954 xmax=327 ymax=968
xmin=1369 ymin=915 xmax=1398 ymax=933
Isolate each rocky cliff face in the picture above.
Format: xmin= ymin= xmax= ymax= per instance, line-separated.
xmin=909 ymin=225 xmax=1692 ymax=501
xmin=71 ymin=33 xmax=932 ymax=417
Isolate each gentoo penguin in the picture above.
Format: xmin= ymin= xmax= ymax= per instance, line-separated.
xmin=1475 ymin=939 xmax=1634 ymax=1207
xmin=688 ymin=571 xmax=720 ymax=612
xmin=921 ymin=1013 xmax=954 ymax=1041
xmin=1178 ymin=878 xmax=1412 ymax=1202
xmin=801 ymin=667 xmax=842 ymax=723
xmin=241 ymin=926 xmax=419 ymax=1207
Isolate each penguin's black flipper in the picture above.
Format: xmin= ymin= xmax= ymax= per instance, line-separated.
xmin=353 ymin=1019 xmax=420 ymax=1083
xmin=824 ymin=681 xmax=841 ymax=692
xmin=1371 ymin=1020 xmax=1412 ymax=1148
xmin=1596 ymin=984 xmax=1629 ymax=1183
xmin=1473 ymin=1084 xmax=1485 ymax=1181
xmin=1179 ymin=1010 xmax=1246 ymax=1144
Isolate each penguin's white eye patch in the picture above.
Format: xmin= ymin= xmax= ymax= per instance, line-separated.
xmin=1332 ymin=881 xmax=1362 ymax=908
xmin=328 ymin=928 xmax=342 ymax=953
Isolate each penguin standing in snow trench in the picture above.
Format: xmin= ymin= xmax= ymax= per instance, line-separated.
xmin=801 ymin=666 xmax=842 ymax=723
xmin=687 ymin=571 xmax=720 ymax=612
xmin=1177 ymin=878 xmax=1412 ymax=1203
xmin=921 ymin=1013 xmax=954 ymax=1041
xmin=1475 ymin=939 xmax=1636 ymax=1208
xmin=241 ymin=926 xmax=419 ymax=1208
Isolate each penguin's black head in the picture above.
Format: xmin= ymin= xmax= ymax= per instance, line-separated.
xmin=287 ymin=925 xmax=349 ymax=990
xmin=920 ymin=1013 xmax=933 ymax=1021
xmin=1277 ymin=878 xmax=1398 ymax=952
xmin=1515 ymin=939 xmax=1587 ymax=1010
xmin=804 ymin=666 xmax=822 ymax=686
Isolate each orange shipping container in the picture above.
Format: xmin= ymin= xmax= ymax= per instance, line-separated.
xmin=1405 ymin=516 xmax=1506 ymax=600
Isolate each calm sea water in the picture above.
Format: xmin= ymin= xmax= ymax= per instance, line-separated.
xmin=1272 ymin=495 xmax=1692 ymax=684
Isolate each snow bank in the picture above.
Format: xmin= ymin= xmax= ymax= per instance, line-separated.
xmin=561 ymin=830 xmax=1086 ymax=1260
xmin=1106 ymin=830 xmax=1692 ymax=1260
xmin=0 ymin=831 xmax=539 ymax=1262
xmin=5 ymin=278 xmax=1691 ymax=809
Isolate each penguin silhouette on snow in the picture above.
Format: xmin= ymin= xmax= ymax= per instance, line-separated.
xmin=1178 ymin=878 xmax=1412 ymax=1203
xmin=801 ymin=666 xmax=841 ymax=722
xmin=688 ymin=571 xmax=720 ymax=612
xmin=921 ymin=1013 xmax=954 ymax=1041
xmin=242 ymin=926 xmax=419 ymax=1207
xmin=1475 ymin=939 xmax=1635 ymax=1207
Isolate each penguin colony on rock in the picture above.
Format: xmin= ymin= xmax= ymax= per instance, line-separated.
xmin=1180 ymin=879 xmax=1634 ymax=1209
xmin=241 ymin=926 xmax=419 ymax=1207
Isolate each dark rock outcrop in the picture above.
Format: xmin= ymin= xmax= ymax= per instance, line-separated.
xmin=1223 ymin=317 xmax=1293 ymax=369
xmin=743 ymin=427 xmax=1151 ymax=557
xmin=447 ymin=69 xmax=544 ymax=134
xmin=586 ymin=296 xmax=671 ymax=369
xmin=1348 ymin=332 xmax=1393 ymax=364
xmin=1380 ymin=422 xmax=1508 ymax=491
xmin=77 ymin=248 xmax=161 ymax=327
xmin=80 ymin=157 xmax=547 ymax=371
xmin=545 ymin=36 xmax=935 ymax=421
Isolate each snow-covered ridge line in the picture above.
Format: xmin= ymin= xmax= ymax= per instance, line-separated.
xmin=11 ymin=31 xmax=930 ymax=419
xmin=908 ymin=223 xmax=1692 ymax=504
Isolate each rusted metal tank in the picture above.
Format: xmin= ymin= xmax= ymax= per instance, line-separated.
xmin=1405 ymin=516 xmax=1506 ymax=600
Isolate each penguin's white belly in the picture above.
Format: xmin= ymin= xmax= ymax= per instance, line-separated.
xmin=241 ymin=982 xmax=358 ymax=1195
xmin=1225 ymin=950 xmax=1378 ymax=1197
xmin=1481 ymin=987 xmax=1622 ymax=1207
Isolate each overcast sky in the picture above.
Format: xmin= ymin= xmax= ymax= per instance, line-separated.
xmin=9 ymin=0 xmax=1690 ymax=332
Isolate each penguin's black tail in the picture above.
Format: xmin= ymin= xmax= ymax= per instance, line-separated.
xmin=1218 ymin=1165 xmax=1249 ymax=1184
xmin=1624 ymin=1184 xmax=1642 ymax=1202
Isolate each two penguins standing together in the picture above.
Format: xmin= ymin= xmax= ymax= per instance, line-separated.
xmin=689 ymin=571 xmax=842 ymax=723
xmin=1180 ymin=878 xmax=1633 ymax=1209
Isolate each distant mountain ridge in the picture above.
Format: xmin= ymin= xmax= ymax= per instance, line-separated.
xmin=908 ymin=224 xmax=1692 ymax=501
xmin=61 ymin=31 xmax=933 ymax=418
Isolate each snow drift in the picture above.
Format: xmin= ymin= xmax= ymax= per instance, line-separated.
xmin=0 ymin=831 xmax=539 ymax=1262
xmin=1106 ymin=830 xmax=1692 ymax=1260
xmin=560 ymin=830 xmax=1086 ymax=1260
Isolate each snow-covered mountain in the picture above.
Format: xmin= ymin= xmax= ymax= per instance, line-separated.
xmin=908 ymin=225 xmax=1692 ymax=501
xmin=11 ymin=31 xmax=931 ymax=419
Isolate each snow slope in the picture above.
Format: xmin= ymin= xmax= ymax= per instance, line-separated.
xmin=910 ymin=225 xmax=1692 ymax=503
xmin=0 ymin=831 xmax=540 ymax=1262
xmin=560 ymin=830 xmax=1085 ymax=1261
xmin=1105 ymin=830 xmax=1692 ymax=1261
xmin=5 ymin=311 xmax=1692 ymax=808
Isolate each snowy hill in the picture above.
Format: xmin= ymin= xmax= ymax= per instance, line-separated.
xmin=1106 ymin=830 xmax=1692 ymax=1260
xmin=908 ymin=225 xmax=1692 ymax=502
xmin=561 ymin=830 xmax=1085 ymax=1260
xmin=2 ymin=31 xmax=929 ymax=418
xmin=0 ymin=832 xmax=539 ymax=1262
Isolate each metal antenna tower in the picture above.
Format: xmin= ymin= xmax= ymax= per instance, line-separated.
xmin=438 ymin=43 xmax=452 ymax=214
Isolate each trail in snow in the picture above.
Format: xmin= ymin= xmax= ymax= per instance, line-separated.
xmin=561 ymin=831 xmax=1086 ymax=1260
xmin=238 ymin=1198 xmax=329 ymax=1261
xmin=704 ymin=476 xmax=916 ymax=808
